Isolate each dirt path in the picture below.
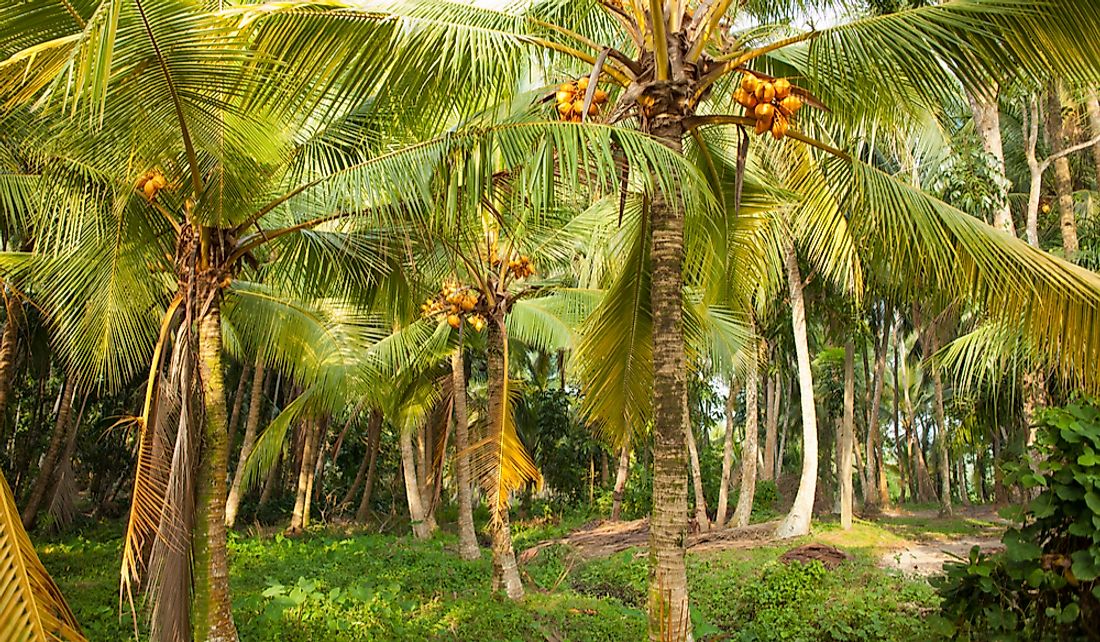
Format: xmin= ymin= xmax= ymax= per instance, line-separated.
xmin=873 ymin=505 xmax=1007 ymax=576
xmin=519 ymin=518 xmax=779 ymax=563
xmin=520 ymin=505 xmax=1009 ymax=580
xmin=878 ymin=537 xmax=1003 ymax=576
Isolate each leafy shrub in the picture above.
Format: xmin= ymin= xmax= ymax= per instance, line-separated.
xmin=935 ymin=400 xmax=1100 ymax=640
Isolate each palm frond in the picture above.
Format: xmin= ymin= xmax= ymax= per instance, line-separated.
xmin=0 ymin=468 xmax=86 ymax=642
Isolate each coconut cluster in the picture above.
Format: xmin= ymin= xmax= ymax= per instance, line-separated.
xmin=733 ymin=73 xmax=803 ymax=139
xmin=136 ymin=171 xmax=168 ymax=200
xmin=555 ymin=77 xmax=609 ymax=122
xmin=507 ymin=255 xmax=535 ymax=279
xmin=422 ymin=281 xmax=487 ymax=331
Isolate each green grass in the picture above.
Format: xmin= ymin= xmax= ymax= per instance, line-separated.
xmin=38 ymin=514 xmax=957 ymax=641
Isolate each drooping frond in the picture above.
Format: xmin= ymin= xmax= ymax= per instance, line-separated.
xmin=842 ymin=157 xmax=1100 ymax=391
xmin=468 ymin=326 xmax=540 ymax=520
xmin=798 ymin=0 xmax=1100 ymax=115
xmin=238 ymin=389 xmax=314 ymax=494
xmin=574 ymin=195 xmax=650 ymax=447
xmin=935 ymin=319 xmax=1029 ymax=394
xmin=0 ymin=469 xmax=86 ymax=642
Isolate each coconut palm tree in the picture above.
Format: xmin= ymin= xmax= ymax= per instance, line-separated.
xmin=9 ymin=1 xmax=1100 ymax=640
xmin=1 ymin=6 xmax=697 ymax=640
xmin=230 ymin=2 xmax=1100 ymax=635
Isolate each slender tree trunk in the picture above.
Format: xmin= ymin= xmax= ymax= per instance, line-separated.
xmin=0 ymin=292 xmax=20 ymax=446
xmin=194 ymin=301 xmax=238 ymax=642
xmin=225 ymin=358 xmax=265 ymax=528
xmin=288 ymin=418 xmax=319 ymax=534
xmin=777 ymin=411 xmax=788 ymax=480
xmin=48 ymin=395 xmax=86 ymax=530
xmin=957 ymin=458 xmax=972 ymax=506
xmin=857 ymin=345 xmax=872 ymax=501
xmin=340 ymin=435 xmax=371 ymax=508
xmin=839 ymin=341 xmax=855 ymax=530
xmin=1087 ymin=90 xmax=1100 ymax=187
xmin=485 ymin=316 xmax=523 ymax=599
xmin=776 ymin=239 xmax=819 ymax=539
xmin=991 ymin=432 xmax=1008 ymax=504
xmin=226 ymin=362 xmax=252 ymax=456
xmin=715 ymin=383 xmax=737 ymax=527
xmin=866 ymin=311 xmax=892 ymax=510
xmin=21 ymin=376 xmax=76 ymax=529
xmin=731 ymin=353 xmax=759 ymax=528
xmin=307 ymin=418 xmax=328 ymax=514
xmin=452 ymin=342 xmax=480 ymax=560
xmin=355 ymin=410 xmax=383 ymax=522
xmin=258 ymin=453 xmax=279 ymax=508
xmin=611 ymin=442 xmax=630 ymax=521
xmin=853 ymin=435 xmax=868 ymax=506
xmin=763 ymin=373 xmax=778 ymax=481
xmin=894 ymin=334 xmax=911 ymax=504
xmin=399 ymin=426 xmax=432 ymax=539
xmin=1046 ymin=89 xmax=1079 ymax=255
xmin=685 ymin=422 xmax=709 ymax=531
xmin=965 ymin=86 xmax=1014 ymax=234
xmin=337 ymin=403 xmax=373 ymax=508
xmin=416 ymin=416 xmax=438 ymax=533
xmin=931 ymin=337 xmax=952 ymax=515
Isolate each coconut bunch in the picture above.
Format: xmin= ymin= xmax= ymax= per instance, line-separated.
xmin=507 ymin=255 xmax=535 ymax=279
xmin=135 ymin=170 xmax=168 ymax=200
xmin=421 ymin=281 xmax=487 ymax=331
xmin=733 ymin=73 xmax=803 ymax=139
xmin=555 ymin=77 xmax=609 ymax=122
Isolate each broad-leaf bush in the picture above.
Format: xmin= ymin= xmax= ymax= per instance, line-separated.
xmin=935 ymin=400 xmax=1100 ymax=640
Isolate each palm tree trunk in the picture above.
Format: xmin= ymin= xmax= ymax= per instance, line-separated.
xmin=48 ymin=394 xmax=85 ymax=530
xmin=866 ymin=310 xmax=893 ymax=509
xmin=225 ymin=358 xmax=265 ymax=528
xmin=226 ymin=362 xmax=252 ymax=457
xmin=957 ymin=459 xmax=971 ymax=506
xmin=307 ymin=418 xmax=328 ymax=514
xmin=490 ymin=509 xmax=523 ymax=599
xmin=731 ymin=355 xmax=759 ymax=529
xmin=931 ymin=336 xmax=952 ymax=515
xmin=355 ymin=410 xmax=383 ymax=522
xmin=1046 ymin=89 xmax=1079 ymax=255
xmin=894 ymin=338 xmax=911 ymax=504
xmin=21 ymin=376 xmax=76 ymax=529
xmin=193 ymin=300 xmax=238 ymax=642
xmin=452 ymin=342 xmax=480 ymax=560
xmin=0 ymin=292 xmax=20 ymax=446
xmin=288 ymin=418 xmax=319 ymax=534
xmin=965 ymin=85 xmax=1015 ymax=234
xmin=340 ymin=437 xmax=371 ymax=508
xmin=485 ymin=316 xmax=523 ymax=598
xmin=839 ymin=341 xmax=856 ymax=530
xmin=685 ymin=422 xmax=709 ymax=531
xmin=610 ymin=442 xmax=630 ymax=521
xmin=400 ymin=426 xmax=432 ymax=539
xmin=646 ymin=118 xmax=692 ymax=642
xmin=258 ymin=453 xmax=279 ymax=508
xmin=763 ymin=373 xmax=778 ymax=481
xmin=715 ymin=383 xmax=737 ymax=527
xmin=776 ymin=239 xmax=819 ymax=539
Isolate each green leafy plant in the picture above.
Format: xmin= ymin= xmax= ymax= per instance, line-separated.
xmin=935 ymin=400 xmax=1100 ymax=640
